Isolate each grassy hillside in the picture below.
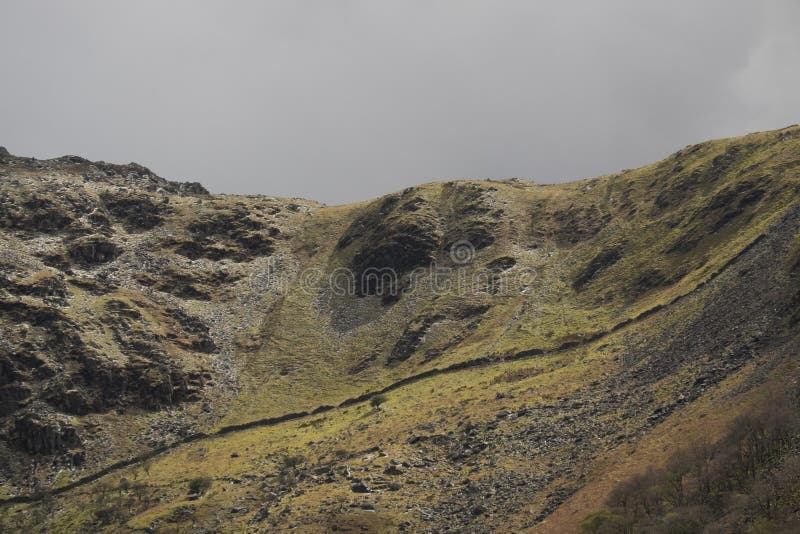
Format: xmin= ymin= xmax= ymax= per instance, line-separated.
xmin=0 ymin=125 xmax=798 ymax=531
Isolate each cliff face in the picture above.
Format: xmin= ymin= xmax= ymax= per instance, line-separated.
xmin=0 ymin=126 xmax=799 ymax=532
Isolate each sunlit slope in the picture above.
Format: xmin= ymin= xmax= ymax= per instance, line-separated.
xmin=20 ymin=177 xmax=800 ymax=531
xmin=1 ymin=125 xmax=799 ymax=532
xmin=225 ymin=125 xmax=800 ymax=425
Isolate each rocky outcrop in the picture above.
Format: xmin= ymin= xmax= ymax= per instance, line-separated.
xmin=485 ymin=256 xmax=516 ymax=272
xmin=0 ymin=270 xmax=67 ymax=301
xmin=99 ymin=190 xmax=168 ymax=231
xmin=441 ymin=182 xmax=499 ymax=255
xmin=530 ymin=197 xmax=611 ymax=246
xmin=134 ymin=266 xmax=241 ymax=301
xmin=67 ymin=234 xmax=120 ymax=265
xmin=169 ymin=205 xmax=278 ymax=262
xmin=0 ymin=150 xmax=315 ymax=489
xmin=12 ymin=408 xmax=81 ymax=455
xmin=388 ymin=315 xmax=444 ymax=365
xmin=0 ymin=384 xmax=32 ymax=417
xmin=0 ymin=189 xmax=95 ymax=232
xmin=573 ymin=244 xmax=624 ymax=290
xmin=338 ymin=192 xmax=442 ymax=298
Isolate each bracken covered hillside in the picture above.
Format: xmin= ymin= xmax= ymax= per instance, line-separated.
xmin=0 ymin=125 xmax=799 ymax=532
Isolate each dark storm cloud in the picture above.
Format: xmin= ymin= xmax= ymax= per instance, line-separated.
xmin=1 ymin=1 xmax=798 ymax=204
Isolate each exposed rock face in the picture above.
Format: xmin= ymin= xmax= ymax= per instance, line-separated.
xmin=0 ymin=270 xmax=67 ymax=301
xmin=0 ymin=189 xmax=95 ymax=232
xmin=0 ymin=151 xmax=313 ymax=480
xmin=0 ymin=384 xmax=32 ymax=417
xmin=485 ymin=256 xmax=516 ymax=272
xmin=169 ymin=204 xmax=278 ymax=261
xmin=387 ymin=305 xmax=490 ymax=365
xmin=67 ymin=234 xmax=121 ymax=265
xmin=440 ymin=182 xmax=498 ymax=254
xmin=337 ymin=184 xmax=505 ymax=300
xmin=99 ymin=190 xmax=168 ymax=231
xmin=13 ymin=409 xmax=81 ymax=455
xmin=339 ymin=192 xmax=442 ymax=298
xmin=573 ymin=244 xmax=624 ymax=290
xmin=529 ymin=196 xmax=611 ymax=247
xmin=134 ymin=265 xmax=242 ymax=301
xmin=388 ymin=315 xmax=444 ymax=365
xmin=0 ymin=283 xmax=216 ymax=426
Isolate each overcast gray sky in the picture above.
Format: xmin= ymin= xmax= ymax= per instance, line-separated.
xmin=1 ymin=1 xmax=798 ymax=204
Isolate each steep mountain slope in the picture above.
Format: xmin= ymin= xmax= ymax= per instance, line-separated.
xmin=0 ymin=125 xmax=798 ymax=532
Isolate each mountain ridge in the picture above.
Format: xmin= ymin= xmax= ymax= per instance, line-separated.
xmin=3 ymin=122 xmax=796 ymax=206
xmin=1 ymin=125 xmax=799 ymax=531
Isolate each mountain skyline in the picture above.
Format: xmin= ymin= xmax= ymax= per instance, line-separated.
xmin=2 ymin=1 xmax=799 ymax=203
